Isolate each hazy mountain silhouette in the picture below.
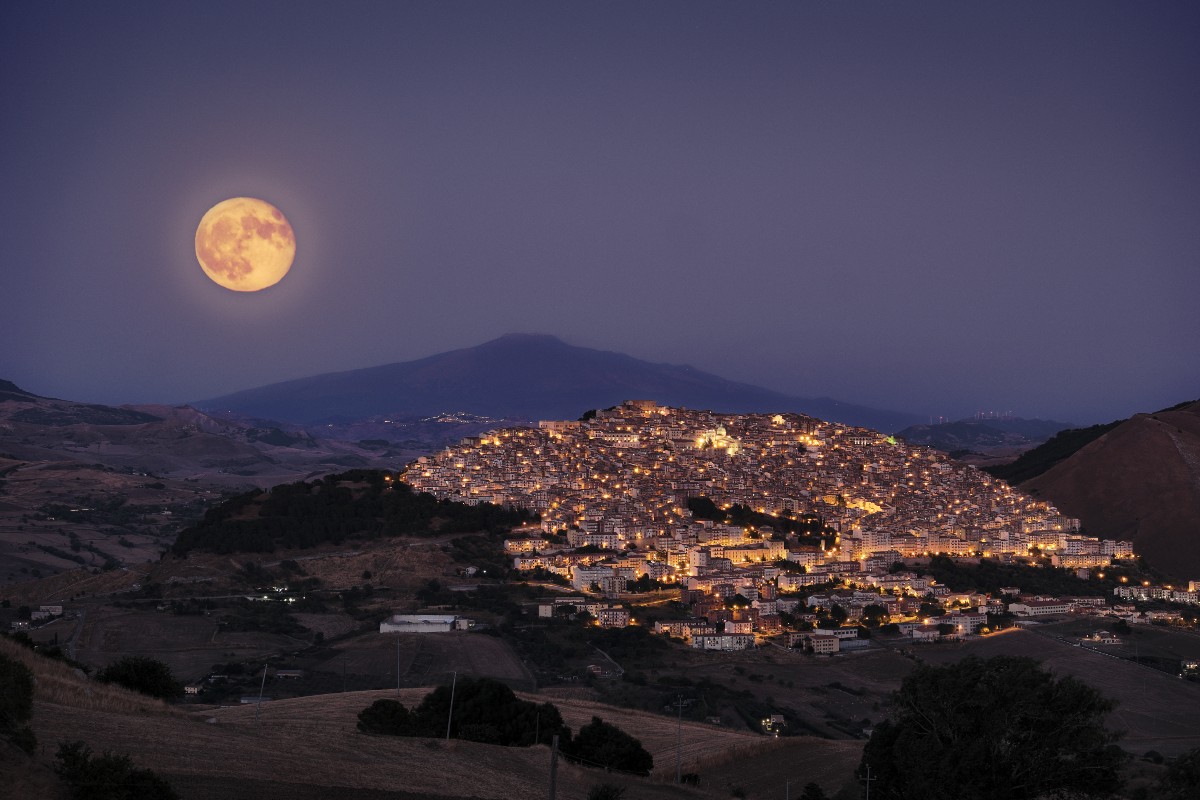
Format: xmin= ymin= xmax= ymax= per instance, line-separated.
xmin=897 ymin=417 xmax=1072 ymax=452
xmin=196 ymin=334 xmax=923 ymax=431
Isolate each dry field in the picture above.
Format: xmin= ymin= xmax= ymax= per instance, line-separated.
xmin=263 ymin=536 xmax=459 ymax=593
xmin=316 ymin=631 xmax=536 ymax=691
xmin=67 ymin=605 xmax=308 ymax=681
xmin=9 ymin=634 xmax=834 ymax=800
xmin=0 ymin=560 xmax=149 ymax=605
xmin=656 ymin=643 xmax=915 ymax=739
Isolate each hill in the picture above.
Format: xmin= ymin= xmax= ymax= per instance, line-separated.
xmin=897 ymin=417 xmax=1071 ymax=456
xmin=0 ymin=381 xmax=403 ymax=585
xmin=169 ymin=469 xmax=533 ymax=556
xmin=1019 ymin=400 xmax=1200 ymax=579
xmin=984 ymin=419 xmax=1124 ymax=484
xmin=196 ymin=333 xmax=923 ymax=433
xmin=3 ymin=635 xmax=861 ymax=799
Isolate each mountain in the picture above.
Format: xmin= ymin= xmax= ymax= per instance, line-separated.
xmin=196 ymin=333 xmax=923 ymax=433
xmin=983 ymin=420 xmax=1124 ymax=484
xmin=897 ymin=417 xmax=1072 ymax=454
xmin=1017 ymin=400 xmax=1200 ymax=580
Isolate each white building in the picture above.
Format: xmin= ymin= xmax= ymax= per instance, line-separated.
xmin=691 ymin=633 xmax=755 ymax=651
xmin=379 ymin=614 xmax=470 ymax=633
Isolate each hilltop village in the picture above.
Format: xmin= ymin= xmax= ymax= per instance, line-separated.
xmin=401 ymin=402 xmax=1158 ymax=651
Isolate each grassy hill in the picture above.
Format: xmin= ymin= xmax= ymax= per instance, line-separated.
xmin=3 ymin=635 xmax=861 ymax=799
xmin=170 ymin=470 xmax=534 ymax=556
xmin=1019 ymin=400 xmax=1200 ymax=578
xmin=983 ymin=419 xmax=1123 ymax=483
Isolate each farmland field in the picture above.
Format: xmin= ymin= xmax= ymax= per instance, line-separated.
xmin=920 ymin=627 xmax=1200 ymax=756
xmin=312 ymin=630 xmax=536 ymax=691
xmin=69 ymin=605 xmax=308 ymax=680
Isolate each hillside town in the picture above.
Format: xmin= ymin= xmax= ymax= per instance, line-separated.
xmin=402 ymin=402 xmax=1168 ymax=651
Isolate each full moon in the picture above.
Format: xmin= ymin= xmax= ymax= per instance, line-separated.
xmin=195 ymin=197 xmax=296 ymax=291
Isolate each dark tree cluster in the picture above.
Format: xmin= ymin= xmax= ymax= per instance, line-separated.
xmin=358 ymin=678 xmax=653 ymax=775
xmin=583 ymin=625 xmax=669 ymax=664
xmin=55 ymin=740 xmax=177 ymax=800
xmin=686 ymin=496 xmax=830 ymax=539
xmin=358 ymin=677 xmax=568 ymax=747
xmin=861 ymin=656 xmax=1125 ymax=800
xmin=563 ymin=716 xmax=654 ymax=775
xmin=920 ymin=554 xmax=1120 ymax=597
xmin=95 ymin=656 xmax=183 ymax=700
xmin=171 ymin=471 xmax=535 ymax=555
xmin=0 ymin=652 xmax=37 ymax=754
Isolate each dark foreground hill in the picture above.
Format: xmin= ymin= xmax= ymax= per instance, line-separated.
xmin=196 ymin=333 xmax=922 ymax=433
xmin=1018 ymin=400 xmax=1200 ymax=579
xmin=2 ymin=634 xmax=862 ymax=800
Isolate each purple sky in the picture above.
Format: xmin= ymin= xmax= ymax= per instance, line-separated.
xmin=2 ymin=1 xmax=1197 ymax=425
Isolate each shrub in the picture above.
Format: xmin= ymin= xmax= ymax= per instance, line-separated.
xmin=95 ymin=656 xmax=183 ymax=699
xmin=587 ymin=784 xmax=625 ymax=800
xmin=564 ymin=716 xmax=653 ymax=775
xmin=358 ymin=677 xmax=568 ymax=746
xmin=1153 ymin=747 xmax=1200 ymax=800
xmin=860 ymin=656 xmax=1124 ymax=799
xmin=0 ymin=653 xmax=36 ymax=754
xmin=357 ymin=699 xmax=425 ymax=736
xmin=55 ymin=740 xmax=177 ymax=800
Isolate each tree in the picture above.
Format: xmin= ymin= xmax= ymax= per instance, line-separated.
xmin=0 ymin=653 xmax=36 ymax=754
xmin=1152 ymin=747 xmax=1200 ymax=800
xmin=95 ymin=656 xmax=183 ymax=700
xmin=419 ymin=677 xmax=568 ymax=746
xmin=860 ymin=656 xmax=1125 ymax=800
xmin=799 ymin=783 xmax=829 ymax=800
xmin=565 ymin=716 xmax=653 ymax=775
xmin=357 ymin=699 xmax=424 ymax=736
xmin=586 ymin=784 xmax=625 ymax=800
xmin=55 ymin=740 xmax=178 ymax=800
xmin=359 ymin=677 xmax=568 ymax=747
xmin=861 ymin=604 xmax=889 ymax=627
xmin=918 ymin=601 xmax=944 ymax=618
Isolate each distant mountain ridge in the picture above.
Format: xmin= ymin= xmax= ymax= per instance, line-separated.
xmin=196 ymin=334 xmax=922 ymax=433
xmin=897 ymin=417 xmax=1072 ymax=453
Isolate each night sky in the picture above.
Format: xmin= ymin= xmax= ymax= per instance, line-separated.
xmin=3 ymin=1 xmax=1197 ymax=425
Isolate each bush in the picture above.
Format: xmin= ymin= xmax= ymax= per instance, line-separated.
xmin=564 ymin=716 xmax=653 ymax=775
xmin=357 ymin=699 xmax=424 ymax=736
xmin=95 ymin=656 xmax=183 ymax=700
xmin=861 ymin=656 xmax=1124 ymax=799
xmin=417 ymin=677 xmax=568 ymax=746
xmin=0 ymin=653 xmax=36 ymax=754
xmin=587 ymin=784 xmax=625 ymax=800
xmin=55 ymin=740 xmax=177 ymax=800
xmin=358 ymin=677 xmax=568 ymax=747
xmin=1153 ymin=747 xmax=1200 ymax=800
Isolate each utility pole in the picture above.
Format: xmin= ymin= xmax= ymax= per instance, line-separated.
xmin=445 ymin=671 xmax=457 ymax=740
xmin=785 ymin=778 xmax=791 ymax=800
xmin=674 ymin=694 xmax=683 ymax=784
xmin=255 ymin=663 xmax=268 ymax=723
xmin=862 ymin=764 xmax=874 ymax=800
xmin=548 ymin=733 xmax=559 ymax=800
